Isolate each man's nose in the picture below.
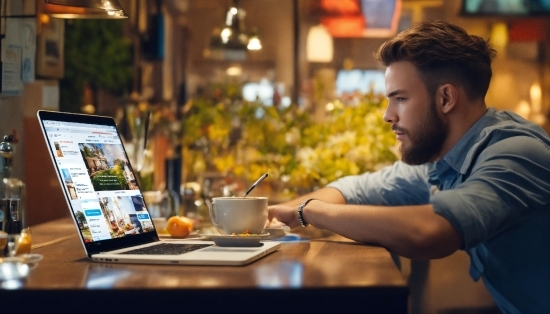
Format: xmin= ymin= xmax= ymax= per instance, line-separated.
xmin=383 ymin=105 xmax=397 ymax=124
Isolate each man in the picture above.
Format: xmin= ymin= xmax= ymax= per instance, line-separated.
xmin=268 ymin=21 xmax=550 ymax=313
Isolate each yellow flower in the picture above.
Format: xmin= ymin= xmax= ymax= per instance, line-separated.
xmin=181 ymin=90 xmax=396 ymax=192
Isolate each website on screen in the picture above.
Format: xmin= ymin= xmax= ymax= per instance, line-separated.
xmin=43 ymin=120 xmax=154 ymax=243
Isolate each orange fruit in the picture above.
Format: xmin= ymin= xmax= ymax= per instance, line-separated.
xmin=166 ymin=216 xmax=194 ymax=238
xmin=16 ymin=231 xmax=32 ymax=255
xmin=0 ymin=231 xmax=7 ymax=252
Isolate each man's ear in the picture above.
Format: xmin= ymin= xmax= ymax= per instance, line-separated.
xmin=436 ymin=84 xmax=458 ymax=114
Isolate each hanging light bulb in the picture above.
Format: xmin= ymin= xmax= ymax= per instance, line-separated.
xmin=247 ymin=28 xmax=262 ymax=50
xmin=208 ymin=1 xmax=263 ymax=60
xmin=220 ymin=27 xmax=232 ymax=43
xmin=247 ymin=36 xmax=262 ymax=50
xmin=225 ymin=7 xmax=238 ymax=25
xmin=217 ymin=5 xmax=247 ymax=50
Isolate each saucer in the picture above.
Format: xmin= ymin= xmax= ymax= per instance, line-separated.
xmin=19 ymin=254 xmax=44 ymax=266
xmin=2 ymin=254 xmax=44 ymax=270
xmin=206 ymin=233 xmax=270 ymax=247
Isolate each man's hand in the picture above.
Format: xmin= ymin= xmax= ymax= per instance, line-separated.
xmin=268 ymin=204 xmax=300 ymax=229
xmin=265 ymin=187 xmax=346 ymax=229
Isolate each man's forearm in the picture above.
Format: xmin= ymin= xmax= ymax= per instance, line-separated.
xmin=302 ymin=200 xmax=462 ymax=259
xmin=276 ymin=187 xmax=347 ymax=207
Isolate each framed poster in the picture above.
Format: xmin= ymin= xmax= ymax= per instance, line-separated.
xmin=360 ymin=0 xmax=402 ymax=37
xmin=36 ymin=18 xmax=64 ymax=79
xmin=320 ymin=0 xmax=402 ymax=38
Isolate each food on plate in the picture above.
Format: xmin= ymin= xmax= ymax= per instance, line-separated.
xmin=166 ymin=216 xmax=194 ymax=238
xmin=231 ymin=230 xmax=261 ymax=236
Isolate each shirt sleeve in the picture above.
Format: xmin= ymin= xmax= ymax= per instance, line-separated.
xmin=431 ymin=136 xmax=550 ymax=250
xmin=327 ymin=161 xmax=432 ymax=206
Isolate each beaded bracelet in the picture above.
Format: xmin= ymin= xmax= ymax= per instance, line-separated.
xmin=297 ymin=198 xmax=317 ymax=227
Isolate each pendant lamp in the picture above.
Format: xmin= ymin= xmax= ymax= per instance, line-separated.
xmin=43 ymin=0 xmax=128 ymax=19
xmin=207 ymin=1 xmax=262 ymax=61
xmin=306 ymin=24 xmax=333 ymax=62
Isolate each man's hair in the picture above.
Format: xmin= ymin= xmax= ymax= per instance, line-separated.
xmin=375 ymin=20 xmax=497 ymax=100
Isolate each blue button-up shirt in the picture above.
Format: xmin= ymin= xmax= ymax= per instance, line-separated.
xmin=328 ymin=108 xmax=550 ymax=313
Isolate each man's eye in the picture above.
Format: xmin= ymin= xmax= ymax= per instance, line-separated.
xmin=396 ymin=97 xmax=404 ymax=102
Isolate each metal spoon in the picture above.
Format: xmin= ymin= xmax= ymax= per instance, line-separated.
xmin=240 ymin=173 xmax=268 ymax=197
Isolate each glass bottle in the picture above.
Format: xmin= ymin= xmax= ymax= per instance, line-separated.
xmin=0 ymin=134 xmax=26 ymax=234
xmin=3 ymin=178 xmax=26 ymax=234
xmin=0 ymin=135 xmax=14 ymax=232
xmin=158 ymin=157 xmax=182 ymax=219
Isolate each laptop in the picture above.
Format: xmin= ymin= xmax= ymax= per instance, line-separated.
xmin=37 ymin=110 xmax=280 ymax=266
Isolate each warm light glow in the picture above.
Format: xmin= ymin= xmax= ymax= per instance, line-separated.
xmin=226 ymin=7 xmax=238 ymax=25
xmin=529 ymin=82 xmax=542 ymax=113
xmin=247 ymin=36 xmax=262 ymax=50
xmin=490 ymin=23 xmax=509 ymax=50
xmin=532 ymin=113 xmax=546 ymax=125
xmin=43 ymin=4 xmax=127 ymax=19
xmin=45 ymin=0 xmax=125 ymax=11
xmin=106 ymin=10 xmax=124 ymax=16
xmin=307 ymin=24 xmax=333 ymax=63
xmin=515 ymin=100 xmax=531 ymax=119
xmin=325 ymin=102 xmax=335 ymax=111
xmin=226 ymin=66 xmax=242 ymax=76
xmin=81 ymin=104 xmax=95 ymax=114
xmin=39 ymin=14 xmax=51 ymax=24
xmin=220 ymin=27 xmax=232 ymax=43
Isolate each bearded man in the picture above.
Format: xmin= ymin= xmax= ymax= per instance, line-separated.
xmin=268 ymin=20 xmax=550 ymax=313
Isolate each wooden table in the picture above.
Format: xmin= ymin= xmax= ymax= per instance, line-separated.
xmin=3 ymin=218 xmax=408 ymax=313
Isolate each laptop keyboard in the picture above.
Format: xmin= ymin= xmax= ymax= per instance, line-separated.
xmin=121 ymin=243 xmax=212 ymax=255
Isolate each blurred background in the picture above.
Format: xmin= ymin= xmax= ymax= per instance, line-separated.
xmin=1 ymin=1 xmax=549 ymax=312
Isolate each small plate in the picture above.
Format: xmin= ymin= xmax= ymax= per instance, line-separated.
xmin=19 ymin=254 xmax=44 ymax=265
xmin=2 ymin=254 xmax=44 ymax=270
xmin=207 ymin=233 xmax=270 ymax=247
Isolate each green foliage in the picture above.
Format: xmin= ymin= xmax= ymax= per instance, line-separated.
xmin=60 ymin=19 xmax=133 ymax=113
xmin=180 ymin=88 xmax=398 ymax=189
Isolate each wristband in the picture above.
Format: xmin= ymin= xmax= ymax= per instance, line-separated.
xmin=297 ymin=198 xmax=317 ymax=227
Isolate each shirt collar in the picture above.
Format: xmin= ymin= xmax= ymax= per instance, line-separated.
xmin=437 ymin=108 xmax=495 ymax=175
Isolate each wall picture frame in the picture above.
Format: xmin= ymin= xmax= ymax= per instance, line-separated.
xmin=36 ymin=18 xmax=64 ymax=79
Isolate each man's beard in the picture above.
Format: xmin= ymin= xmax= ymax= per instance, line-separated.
xmin=394 ymin=100 xmax=447 ymax=165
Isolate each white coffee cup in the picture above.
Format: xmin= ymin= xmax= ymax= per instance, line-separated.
xmin=209 ymin=197 xmax=268 ymax=235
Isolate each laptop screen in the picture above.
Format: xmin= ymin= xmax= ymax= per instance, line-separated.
xmin=38 ymin=111 xmax=159 ymax=255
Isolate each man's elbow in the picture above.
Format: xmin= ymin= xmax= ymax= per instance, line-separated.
xmin=407 ymin=223 xmax=463 ymax=260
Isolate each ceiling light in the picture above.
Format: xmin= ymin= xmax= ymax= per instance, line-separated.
xmin=247 ymin=36 xmax=262 ymax=50
xmin=220 ymin=27 xmax=232 ymax=44
xmin=226 ymin=66 xmax=242 ymax=76
xmin=208 ymin=1 xmax=262 ymax=60
xmin=307 ymin=24 xmax=333 ymax=62
xmin=43 ymin=0 xmax=128 ymax=19
xmin=247 ymin=28 xmax=262 ymax=50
